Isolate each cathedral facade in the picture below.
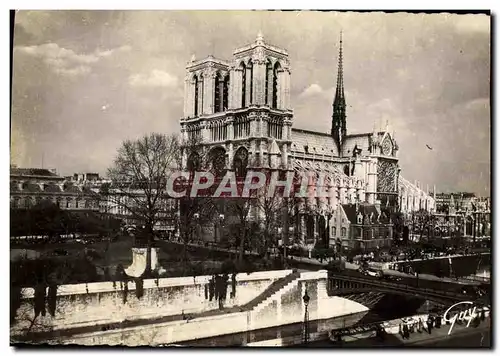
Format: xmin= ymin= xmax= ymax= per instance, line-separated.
xmin=179 ymin=33 xmax=434 ymax=250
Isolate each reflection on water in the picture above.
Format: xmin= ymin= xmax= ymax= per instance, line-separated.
xmin=397 ymin=254 xmax=490 ymax=278
xmin=356 ymin=294 xmax=443 ymax=325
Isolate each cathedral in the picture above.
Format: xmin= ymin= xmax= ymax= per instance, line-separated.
xmin=179 ymin=32 xmax=435 ymax=251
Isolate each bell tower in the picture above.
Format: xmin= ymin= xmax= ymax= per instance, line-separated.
xmin=180 ymin=32 xmax=293 ymax=174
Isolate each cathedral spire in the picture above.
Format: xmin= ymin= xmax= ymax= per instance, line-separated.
xmin=331 ymin=31 xmax=347 ymax=153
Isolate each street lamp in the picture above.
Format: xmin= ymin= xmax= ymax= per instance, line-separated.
xmin=303 ymin=289 xmax=310 ymax=345
xmin=277 ymin=227 xmax=283 ymax=263
xmin=193 ymin=212 xmax=200 ymax=243
xmin=214 ymin=213 xmax=224 ymax=244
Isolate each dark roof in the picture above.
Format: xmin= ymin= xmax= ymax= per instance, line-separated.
xmin=342 ymin=203 xmax=390 ymax=224
xmin=44 ymin=184 xmax=62 ymax=193
xmin=63 ymin=184 xmax=82 ymax=193
xmin=291 ymin=128 xmax=332 ymax=137
xmin=344 ymin=132 xmax=372 ymax=139
xmin=342 ymin=204 xmax=358 ymax=224
xmin=11 ymin=168 xmax=59 ymax=177
xmin=344 ymin=131 xmax=386 ymax=139
xmin=22 ymin=182 xmax=42 ymax=192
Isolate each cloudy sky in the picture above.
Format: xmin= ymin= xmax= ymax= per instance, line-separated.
xmin=11 ymin=10 xmax=490 ymax=195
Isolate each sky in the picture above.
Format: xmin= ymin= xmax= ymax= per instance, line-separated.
xmin=10 ymin=10 xmax=490 ymax=195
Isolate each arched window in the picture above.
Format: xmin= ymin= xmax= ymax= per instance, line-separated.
xmin=272 ymin=62 xmax=281 ymax=108
xmin=248 ymin=61 xmax=253 ymax=105
xmin=344 ymin=165 xmax=350 ymax=176
xmin=198 ymin=74 xmax=204 ymax=115
xmin=24 ymin=197 xmax=32 ymax=209
xmin=341 ymin=227 xmax=347 ymax=237
xmin=265 ymin=60 xmax=272 ymax=105
xmin=187 ymin=152 xmax=201 ymax=173
xmin=214 ymin=74 xmax=221 ymax=113
xmin=233 ymin=147 xmax=249 ymax=178
xmin=223 ymin=75 xmax=229 ymax=110
xmin=241 ymin=63 xmax=246 ymax=108
xmin=332 ymin=226 xmax=337 ymax=237
xmin=193 ymin=75 xmax=199 ymax=117
xmin=208 ymin=147 xmax=227 ymax=178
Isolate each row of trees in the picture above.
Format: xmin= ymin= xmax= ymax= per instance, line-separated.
xmin=10 ymin=200 xmax=122 ymax=239
xmin=102 ymin=133 xmax=331 ymax=275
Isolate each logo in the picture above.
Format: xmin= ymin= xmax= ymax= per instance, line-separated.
xmin=442 ymin=301 xmax=489 ymax=335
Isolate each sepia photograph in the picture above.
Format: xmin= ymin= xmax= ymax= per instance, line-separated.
xmin=9 ymin=9 xmax=491 ymax=348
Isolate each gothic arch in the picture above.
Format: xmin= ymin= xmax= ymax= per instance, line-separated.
xmin=222 ymin=72 xmax=229 ymax=111
xmin=272 ymin=61 xmax=281 ymax=108
xmin=214 ymin=72 xmax=222 ymax=113
xmin=247 ymin=60 xmax=254 ymax=105
xmin=193 ymin=74 xmax=199 ymax=116
xmin=207 ymin=146 xmax=227 ymax=177
xmin=187 ymin=152 xmax=201 ymax=172
xmin=240 ymin=62 xmax=247 ymax=108
xmin=233 ymin=146 xmax=249 ymax=178
xmin=265 ymin=59 xmax=273 ymax=105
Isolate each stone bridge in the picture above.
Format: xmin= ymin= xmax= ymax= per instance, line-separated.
xmin=328 ymin=273 xmax=473 ymax=309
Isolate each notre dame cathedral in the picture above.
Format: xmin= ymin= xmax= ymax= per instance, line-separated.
xmin=179 ymin=32 xmax=435 ymax=251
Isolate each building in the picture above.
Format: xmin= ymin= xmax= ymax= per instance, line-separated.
xmin=10 ymin=166 xmax=99 ymax=211
xmin=332 ymin=202 xmax=393 ymax=251
xmin=179 ymin=32 xmax=437 ymax=250
xmin=399 ymin=178 xmax=436 ymax=214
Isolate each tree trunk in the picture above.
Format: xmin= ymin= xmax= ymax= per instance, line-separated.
xmin=238 ymin=226 xmax=246 ymax=263
xmin=145 ymin=224 xmax=154 ymax=276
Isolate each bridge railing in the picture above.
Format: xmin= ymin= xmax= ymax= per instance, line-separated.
xmin=328 ymin=274 xmax=468 ymax=300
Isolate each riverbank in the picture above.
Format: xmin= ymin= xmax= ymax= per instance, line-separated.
xmin=304 ymin=314 xmax=491 ymax=348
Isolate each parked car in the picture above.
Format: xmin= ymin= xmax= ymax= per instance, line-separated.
xmin=382 ymin=274 xmax=403 ymax=282
xmin=363 ymin=268 xmax=381 ymax=278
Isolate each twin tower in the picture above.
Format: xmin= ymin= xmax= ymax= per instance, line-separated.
xmin=180 ymin=33 xmax=293 ymax=173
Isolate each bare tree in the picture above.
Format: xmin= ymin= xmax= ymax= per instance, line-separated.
xmin=226 ymin=197 xmax=253 ymax=264
xmin=176 ymin=135 xmax=221 ymax=272
xmin=104 ymin=133 xmax=180 ymax=275
xmin=255 ymin=191 xmax=283 ymax=261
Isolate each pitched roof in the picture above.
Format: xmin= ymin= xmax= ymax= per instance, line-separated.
xmin=342 ymin=133 xmax=371 ymax=157
xmin=10 ymin=168 xmax=60 ymax=178
xmin=341 ymin=203 xmax=389 ymax=224
xmin=44 ymin=183 xmax=62 ymax=193
xmin=22 ymin=182 xmax=42 ymax=193
xmin=268 ymin=139 xmax=281 ymax=155
xmin=291 ymin=128 xmax=339 ymax=157
xmin=63 ymin=184 xmax=82 ymax=193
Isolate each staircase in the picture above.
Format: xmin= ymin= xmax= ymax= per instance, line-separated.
xmin=241 ymin=271 xmax=301 ymax=313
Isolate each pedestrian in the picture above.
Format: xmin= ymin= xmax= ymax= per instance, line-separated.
xmin=418 ymin=318 xmax=423 ymax=333
xmin=435 ymin=315 xmax=441 ymax=328
xmin=399 ymin=323 xmax=403 ymax=336
xmin=403 ymin=324 xmax=409 ymax=339
xmin=427 ymin=317 xmax=433 ymax=335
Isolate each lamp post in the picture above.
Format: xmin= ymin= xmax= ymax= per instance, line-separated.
xmin=303 ymin=289 xmax=310 ymax=345
xmin=193 ymin=212 xmax=200 ymax=243
xmin=277 ymin=227 xmax=283 ymax=265
xmin=214 ymin=213 xmax=224 ymax=244
xmin=287 ymin=226 xmax=294 ymax=261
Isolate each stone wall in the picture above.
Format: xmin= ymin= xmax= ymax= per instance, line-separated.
xmin=11 ymin=270 xmax=292 ymax=336
xmin=12 ymin=270 xmax=370 ymax=346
